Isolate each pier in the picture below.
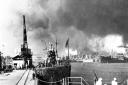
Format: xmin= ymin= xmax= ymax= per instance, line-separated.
xmin=0 ymin=70 xmax=35 ymax=85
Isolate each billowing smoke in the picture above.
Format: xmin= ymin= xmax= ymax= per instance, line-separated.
xmin=89 ymin=34 xmax=125 ymax=54
xmin=0 ymin=0 xmax=128 ymax=56
xmin=103 ymin=35 xmax=125 ymax=53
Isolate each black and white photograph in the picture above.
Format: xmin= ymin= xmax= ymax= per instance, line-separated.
xmin=0 ymin=0 xmax=128 ymax=85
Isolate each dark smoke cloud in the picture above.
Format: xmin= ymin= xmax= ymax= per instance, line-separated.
xmin=27 ymin=13 xmax=49 ymax=29
xmin=50 ymin=0 xmax=128 ymax=41
xmin=23 ymin=0 xmax=128 ymax=54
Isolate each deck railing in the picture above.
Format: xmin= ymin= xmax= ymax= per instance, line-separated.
xmin=66 ymin=77 xmax=90 ymax=85
xmin=36 ymin=76 xmax=90 ymax=85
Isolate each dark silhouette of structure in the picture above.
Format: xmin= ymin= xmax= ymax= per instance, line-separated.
xmin=0 ymin=52 xmax=2 ymax=71
xmin=21 ymin=15 xmax=32 ymax=68
xmin=46 ymin=44 xmax=57 ymax=67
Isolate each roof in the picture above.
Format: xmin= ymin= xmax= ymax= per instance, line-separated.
xmin=12 ymin=55 xmax=23 ymax=60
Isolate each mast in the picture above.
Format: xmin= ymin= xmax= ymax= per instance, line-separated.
xmin=67 ymin=38 xmax=69 ymax=59
xmin=55 ymin=38 xmax=58 ymax=58
xmin=67 ymin=33 xmax=69 ymax=59
xmin=65 ymin=37 xmax=69 ymax=59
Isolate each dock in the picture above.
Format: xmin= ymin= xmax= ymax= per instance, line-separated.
xmin=0 ymin=70 xmax=36 ymax=85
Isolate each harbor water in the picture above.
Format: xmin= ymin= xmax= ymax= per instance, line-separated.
xmin=71 ymin=62 xmax=128 ymax=85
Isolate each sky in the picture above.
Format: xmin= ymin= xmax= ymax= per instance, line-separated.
xmin=0 ymin=0 xmax=128 ymax=56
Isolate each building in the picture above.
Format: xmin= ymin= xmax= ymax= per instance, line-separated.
xmin=12 ymin=55 xmax=24 ymax=69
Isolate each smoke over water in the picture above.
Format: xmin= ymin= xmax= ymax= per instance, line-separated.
xmin=1 ymin=0 xmax=128 ymax=56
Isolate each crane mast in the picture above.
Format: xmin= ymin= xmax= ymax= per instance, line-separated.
xmin=21 ymin=15 xmax=32 ymax=68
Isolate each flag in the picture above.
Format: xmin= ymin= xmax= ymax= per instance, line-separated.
xmin=65 ymin=38 xmax=69 ymax=48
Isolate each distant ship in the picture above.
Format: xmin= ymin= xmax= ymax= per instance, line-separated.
xmin=83 ymin=59 xmax=93 ymax=62
xmin=100 ymin=53 xmax=128 ymax=63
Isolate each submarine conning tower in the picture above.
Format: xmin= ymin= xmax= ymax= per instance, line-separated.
xmin=21 ymin=15 xmax=32 ymax=68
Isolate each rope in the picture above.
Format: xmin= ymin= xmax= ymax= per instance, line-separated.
xmin=36 ymin=77 xmax=63 ymax=83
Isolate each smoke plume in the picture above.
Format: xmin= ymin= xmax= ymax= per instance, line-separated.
xmin=1 ymin=0 xmax=128 ymax=56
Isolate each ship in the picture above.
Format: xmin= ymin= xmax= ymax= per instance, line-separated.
xmin=35 ymin=43 xmax=71 ymax=85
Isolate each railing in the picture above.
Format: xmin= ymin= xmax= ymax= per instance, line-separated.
xmin=35 ymin=76 xmax=89 ymax=85
xmin=66 ymin=77 xmax=90 ymax=85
